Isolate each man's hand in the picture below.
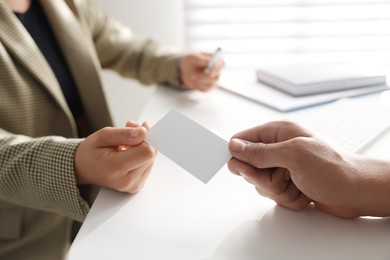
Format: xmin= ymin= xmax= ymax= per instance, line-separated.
xmin=228 ymin=121 xmax=362 ymax=218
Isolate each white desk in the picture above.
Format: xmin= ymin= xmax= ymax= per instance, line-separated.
xmin=68 ymin=86 xmax=390 ymax=260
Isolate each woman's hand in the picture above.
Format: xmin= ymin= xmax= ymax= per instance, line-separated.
xmin=75 ymin=124 xmax=156 ymax=194
xmin=179 ymin=52 xmax=224 ymax=92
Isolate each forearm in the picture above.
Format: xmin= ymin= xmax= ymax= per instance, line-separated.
xmin=351 ymin=155 xmax=390 ymax=217
xmin=98 ymin=28 xmax=184 ymax=87
xmin=79 ymin=0 xmax=184 ymax=87
xmin=0 ymin=129 xmax=89 ymax=221
xmin=105 ymin=42 xmax=184 ymax=88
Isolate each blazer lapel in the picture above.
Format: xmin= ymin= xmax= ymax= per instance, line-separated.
xmin=0 ymin=1 xmax=74 ymax=126
xmin=40 ymin=0 xmax=114 ymax=130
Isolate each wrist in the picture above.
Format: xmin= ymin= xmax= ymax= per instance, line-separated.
xmin=352 ymin=156 xmax=390 ymax=217
xmin=74 ymin=139 xmax=89 ymax=186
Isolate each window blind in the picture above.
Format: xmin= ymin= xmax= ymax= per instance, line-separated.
xmin=185 ymin=0 xmax=390 ymax=69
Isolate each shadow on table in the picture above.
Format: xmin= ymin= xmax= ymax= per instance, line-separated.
xmin=72 ymin=188 xmax=137 ymax=244
xmin=209 ymin=205 xmax=390 ymax=260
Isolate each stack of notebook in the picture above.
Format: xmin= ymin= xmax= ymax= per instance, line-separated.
xmin=256 ymin=62 xmax=388 ymax=96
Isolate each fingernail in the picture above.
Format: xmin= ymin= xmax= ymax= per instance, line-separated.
xmin=230 ymin=138 xmax=246 ymax=153
xmin=131 ymin=127 xmax=143 ymax=138
xmin=142 ymin=121 xmax=151 ymax=130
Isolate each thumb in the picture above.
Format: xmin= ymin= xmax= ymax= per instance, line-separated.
xmin=191 ymin=54 xmax=209 ymax=67
xmin=229 ymin=138 xmax=286 ymax=169
xmin=94 ymin=127 xmax=147 ymax=147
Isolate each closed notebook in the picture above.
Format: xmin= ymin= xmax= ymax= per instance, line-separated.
xmin=256 ymin=63 xmax=387 ymax=96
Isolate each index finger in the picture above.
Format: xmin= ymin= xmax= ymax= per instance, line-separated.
xmin=211 ymin=58 xmax=225 ymax=72
xmin=95 ymin=127 xmax=147 ymax=148
xmin=232 ymin=121 xmax=312 ymax=144
xmin=192 ymin=53 xmax=210 ymax=67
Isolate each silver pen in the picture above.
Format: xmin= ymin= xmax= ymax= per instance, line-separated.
xmin=203 ymin=47 xmax=222 ymax=73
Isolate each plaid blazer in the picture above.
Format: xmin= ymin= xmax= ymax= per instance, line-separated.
xmin=0 ymin=0 xmax=182 ymax=258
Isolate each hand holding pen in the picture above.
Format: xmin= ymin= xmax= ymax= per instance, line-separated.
xmin=179 ymin=48 xmax=224 ymax=92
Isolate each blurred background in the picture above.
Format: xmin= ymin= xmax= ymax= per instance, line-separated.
xmin=96 ymin=0 xmax=184 ymax=125
xmin=97 ymin=0 xmax=390 ymax=124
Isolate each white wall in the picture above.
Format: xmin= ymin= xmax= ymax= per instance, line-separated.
xmin=95 ymin=0 xmax=185 ymax=126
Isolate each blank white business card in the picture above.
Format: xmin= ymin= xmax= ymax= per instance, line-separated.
xmin=146 ymin=110 xmax=232 ymax=183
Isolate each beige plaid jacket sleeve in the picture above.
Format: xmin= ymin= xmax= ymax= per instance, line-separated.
xmin=0 ymin=0 xmax=184 ymax=258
